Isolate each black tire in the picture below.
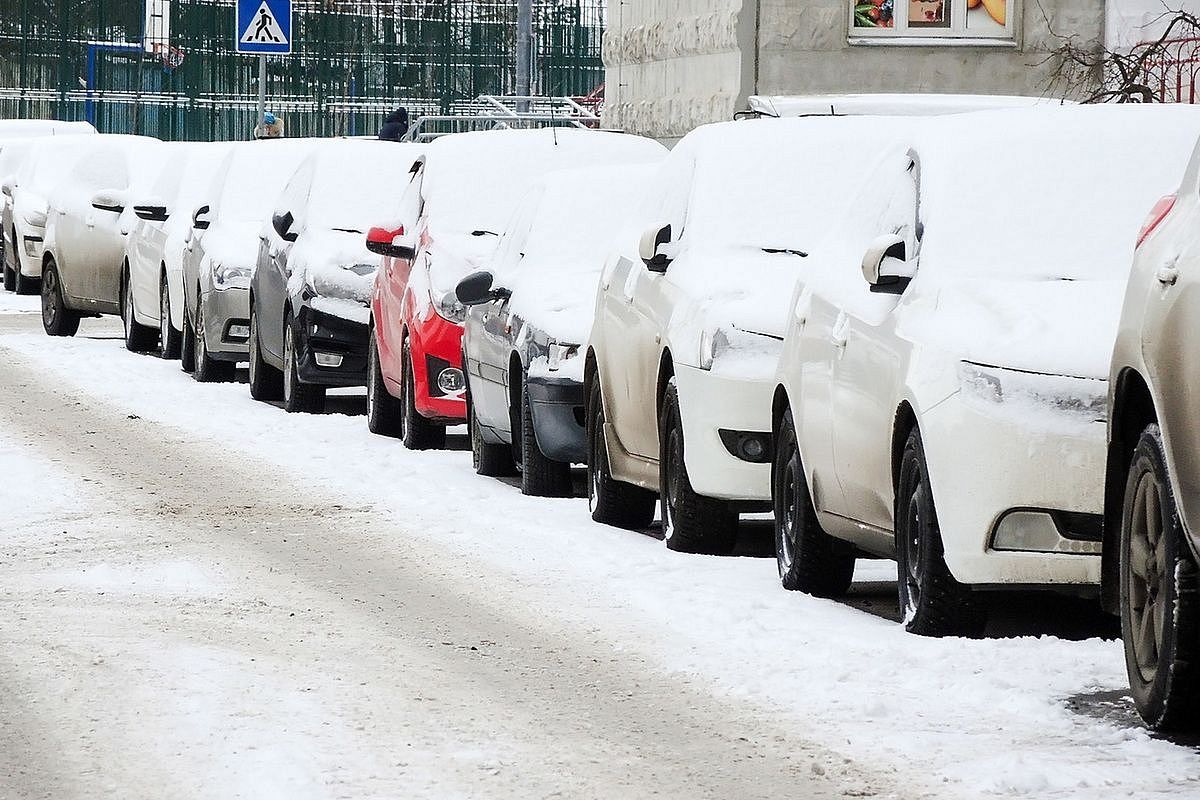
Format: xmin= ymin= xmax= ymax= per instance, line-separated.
xmin=3 ymin=264 xmax=13 ymax=292
xmin=283 ymin=316 xmax=326 ymax=413
xmin=586 ymin=376 xmax=656 ymax=529
xmin=192 ymin=297 xmax=235 ymax=383
xmin=399 ymin=337 xmax=446 ymax=450
xmin=774 ymin=408 xmax=855 ymax=596
xmin=659 ymin=378 xmax=738 ymax=554
xmin=122 ymin=267 xmax=158 ymax=352
xmin=40 ymin=261 xmax=79 ymax=337
xmin=366 ymin=329 xmax=403 ymax=436
xmin=469 ymin=393 xmax=514 ymax=476
xmin=4 ymin=226 xmax=15 ymax=291
xmin=895 ymin=427 xmax=985 ymax=637
xmin=518 ymin=373 xmax=571 ymax=496
xmin=1120 ymin=424 xmax=1200 ymax=732
xmin=180 ymin=294 xmax=196 ymax=373
xmin=159 ymin=271 xmax=182 ymax=359
xmin=248 ymin=303 xmax=284 ymax=401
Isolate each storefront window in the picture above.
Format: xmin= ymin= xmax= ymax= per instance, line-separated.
xmin=851 ymin=0 xmax=1012 ymax=40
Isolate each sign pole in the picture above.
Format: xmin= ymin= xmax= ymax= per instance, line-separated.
xmin=257 ymin=54 xmax=267 ymax=135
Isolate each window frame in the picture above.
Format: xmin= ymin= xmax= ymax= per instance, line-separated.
xmin=848 ymin=0 xmax=1017 ymax=44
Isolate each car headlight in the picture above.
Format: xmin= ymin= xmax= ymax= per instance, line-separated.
xmin=213 ymin=262 xmax=252 ymax=290
xmin=433 ymin=288 xmax=467 ymax=324
xmin=698 ymin=325 xmax=782 ymax=376
xmin=547 ymin=342 xmax=580 ymax=372
xmin=958 ymin=362 xmax=1107 ymax=424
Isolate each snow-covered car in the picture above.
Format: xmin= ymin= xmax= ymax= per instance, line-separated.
xmin=745 ymin=93 xmax=1066 ymax=119
xmin=457 ymin=161 xmax=665 ymax=496
xmin=2 ymin=136 xmax=95 ymax=295
xmin=586 ymin=116 xmax=917 ymax=553
xmin=0 ymin=120 xmax=95 ymax=139
xmin=39 ymin=135 xmax=168 ymax=337
xmin=122 ymin=142 xmax=233 ymax=355
xmin=365 ymin=128 xmax=665 ymax=450
xmin=1105 ymin=131 xmax=1200 ymax=732
xmin=771 ymin=104 xmax=1200 ymax=637
xmin=181 ymin=139 xmax=315 ymax=382
xmin=248 ymin=139 xmax=423 ymax=413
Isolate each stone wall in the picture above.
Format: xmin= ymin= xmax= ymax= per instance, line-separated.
xmin=603 ymin=0 xmax=1106 ymax=140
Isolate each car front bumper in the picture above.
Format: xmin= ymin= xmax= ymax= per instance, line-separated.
xmin=920 ymin=389 xmax=1105 ymax=587
xmin=527 ymin=374 xmax=586 ymax=464
xmin=410 ymin=311 xmax=467 ymax=424
xmin=296 ymin=302 xmax=370 ymax=387
xmin=201 ymin=285 xmax=250 ymax=360
xmin=673 ymin=364 xmax=774 ymax=503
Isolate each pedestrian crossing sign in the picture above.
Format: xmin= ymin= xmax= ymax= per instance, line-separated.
xmin=236 ymin=0 xmax=291 ymax=54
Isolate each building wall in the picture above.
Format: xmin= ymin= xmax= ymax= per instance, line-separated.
xmin=604 ymin=0 xmax=1105 ymax=140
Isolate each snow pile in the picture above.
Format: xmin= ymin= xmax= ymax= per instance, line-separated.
xmin=500 ymin=162 xmax=665 ymax=345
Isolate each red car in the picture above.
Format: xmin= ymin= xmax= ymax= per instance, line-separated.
xmin=365 ymin=128 xmax=659 ymax=450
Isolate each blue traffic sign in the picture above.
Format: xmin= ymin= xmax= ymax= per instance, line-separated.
xmin=236 ymin=0 xmax=291 ymax=55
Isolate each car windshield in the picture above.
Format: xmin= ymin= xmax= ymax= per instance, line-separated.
xmin=304 ymin=143 xmax=419 ymax=232
xmin=216 ymin=141 xmax=314 ymax=224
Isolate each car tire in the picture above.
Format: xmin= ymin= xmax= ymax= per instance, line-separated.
xmin=283 ymin=316 xmax=326 ymax=414
xmin=14 ymin=263 xmax=38 ymax=295
xmin=774 ymin=408 xmax=855 ymax=596
xmin=40 ymin=260 xmax=79 ymax=337
xmin=586 ymin=377 xmax=656 ymax=529
xmin=180 ymin=298 xmax=196 ymax=373
xmin=248 ymin=303 xmax=283 ymax=401
xmin=895 ymin=427 xmax=985 ymax=637
xmin=1121 ymin=424 xmax=1200 ymax=732
xmin=366 ymin=330 xmax=403 ymax=436
xmin=122 ymin=267 xmax=158 ymax=352
xmin=159 ymin=272 xmax=182 ymax=359
xmin=399 ymin=337 xmax=446 ymax=450
xmin=192 ymin=297 xmax=235 ymax=383
xmin=658 ymin=377 xmax=738 ymax=554
xmin=518 ymin=374 xmax=571 ymax=497
xmin=3 ymin=263 xmax=13 ymax=292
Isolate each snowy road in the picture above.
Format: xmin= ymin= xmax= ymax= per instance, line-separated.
xmin=0 ymin=299 xmax=1198 ymax=799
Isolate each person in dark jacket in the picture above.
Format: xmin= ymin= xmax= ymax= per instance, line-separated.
xmin=379 ymin=107 xmax=409 ymax=141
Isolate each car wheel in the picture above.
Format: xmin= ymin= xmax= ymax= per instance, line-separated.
xmin=774 ymin=408 xmax=855 ymax=596
xmin=658 ymin=377 xmax=738 ymax=555
xmin=248 ymin=303 xmax=283 ymax=401
xmin=895 ymin=427 xmax=985 ymax=637
xmin=399 ymin=337 xmax=446 ymax=450
xmin=159 ymin=272 xmax=182 ymax=359
xmin=586 ymin=377 xmax=655 ymax=528
xmin=518 ymin=373 xmax=571 ymax=497
xmin=1121 ymin=424 xmax=1200 ymax=731
xmin=40 ymin=261 xmax=79 ymax=337
xmin=192 ymin=297 xmax=234 ymax=383
xmin=122 ymin=267 xmax=158 ymax=352
xmin=14 ymin=262 xmax=38 ymax=295
xmin=366 ymin=330 xmax=403 ymax=436
xmin=282 ymin=315 xmax=326 ymax=413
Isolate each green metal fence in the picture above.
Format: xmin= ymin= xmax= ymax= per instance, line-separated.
xmin=0 ymin=0 xmax=605 ymax=141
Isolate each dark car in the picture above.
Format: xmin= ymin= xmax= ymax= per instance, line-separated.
xmin=248 ymin=139 xmax=424 ymax=413
xmin=456 ymin=162 xmax=662 ymax=496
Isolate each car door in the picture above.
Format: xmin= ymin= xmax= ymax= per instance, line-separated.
xmin=828 ymin=155 xmax=922 ymax=532
xmin=82 ymin=144 xmax=133 ymax=305
xmin=377 ymin=159 xmax=425 ymax=384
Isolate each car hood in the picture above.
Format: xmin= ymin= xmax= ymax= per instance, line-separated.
xmin=286 ymin=228 xmax=378 ymax=308
xmin=900 ymin=276 xmax=1126 ymax=379
xmin=427 ymin=232 xmax=500 ymax=298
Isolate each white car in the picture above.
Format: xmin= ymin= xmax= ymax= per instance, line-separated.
xmin=771 ymin=104 xmax=1200 ymax=636
xmin=123 ymin=142 xmax=232 ymax=356
xmin=586 ymin=116 xmax=916 ymax=554
xmin=0 ymin=120 xmax=95 ymax=139
xmin=181 ymin=139 xmax=315 ymax=381
xmin=40 ymin=135 xmax=167 ymax=337
xmin=2 ymin=136 xmax=96 ymax=295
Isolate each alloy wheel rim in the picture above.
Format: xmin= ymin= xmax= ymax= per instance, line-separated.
xmin=1129 ymin=468 xmax=1166 ymax=684
xmin=160 ymin=281 xmax=170 ymax=345
xmin=41 ymin=269 xmax=55 ymax=327
xmin=663 ymin=427 xmax=683 ymax=538
xmin=588 ymin=411 xmax=602 ymax=512
xmin=778 ymin=455 xmax=799 ymax=573
xmin=903 ymin=485 xmax=924 ymax=613
xmin=284 ymin=325 xmax=295 ymax=401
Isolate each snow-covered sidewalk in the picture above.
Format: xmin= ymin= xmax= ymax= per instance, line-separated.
xmin=1 ymin=316 xmax=1197 ymax=799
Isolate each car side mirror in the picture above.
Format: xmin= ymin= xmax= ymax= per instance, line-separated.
xmin=91 ymin=189 xmax=127 ymax=214
xmin=639 ymin=223 xmax=674 ymax=273
xmin=861 ymin=233 xmax=913 ymax=293
xmin=455 ymin=269 xmax=510 ymax=306
xmin=365 ymin=225 xmax=416 ymax=260
xmin=133 ymin=200 xmax=169 ymax=222
xmin=192 ymin=204 xmax=211 ymax=231
xmin=272 ymin=210 xmax=298 ymax=243
xmin=0 ymin=175 xmax=14 ymax=197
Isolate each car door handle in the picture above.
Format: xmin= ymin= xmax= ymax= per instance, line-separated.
xmin=831 ymin=313 xmax=850 ymax=349
xmin=1157 ymin=265 xmax=1180 ymax=285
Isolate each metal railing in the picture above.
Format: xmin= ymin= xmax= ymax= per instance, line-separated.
xmin=402 ymin=93 xmax=600 ymax=141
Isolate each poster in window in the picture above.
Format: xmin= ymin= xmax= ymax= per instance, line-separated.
xmin=909 ymin=0 xmax=949 ymax=28
xmin=853 ymin=0 xmax=894 ymax=28
xmin=967 ymin=0 xmax=1006 ymax=31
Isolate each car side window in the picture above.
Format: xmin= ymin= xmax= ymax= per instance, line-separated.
xmin=878 ymin=157 xmax=920 ymax=260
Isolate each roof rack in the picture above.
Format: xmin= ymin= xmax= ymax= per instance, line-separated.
xmin=402 ymin=95 xmax=601 ymax=142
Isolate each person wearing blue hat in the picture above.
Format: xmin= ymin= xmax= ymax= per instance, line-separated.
xmin=254 ymin=111 xmax=284 ymax=139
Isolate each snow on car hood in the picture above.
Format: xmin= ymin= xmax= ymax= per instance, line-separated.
xmin=900 ymin=276 xmax=1125 ymax=379
xmin=285 ymin=228 xmax=379 ymax=310
xmin=201 ymin=220 xmax=260 ymax=270
xmin=427 ymin=231 xmax=499 ymax=297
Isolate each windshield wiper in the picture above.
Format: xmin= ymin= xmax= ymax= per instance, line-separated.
xmin=333 ymin=227 xmax=364 ymax=234
xmin=472 ymin=229 xmax=499 ymax=237
xmin=762 ymin=248 xmax=807 ymax=257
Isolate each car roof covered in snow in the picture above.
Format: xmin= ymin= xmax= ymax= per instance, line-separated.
xmin=747 ymin=93 xmax=1068 ymax=118
xmin=0 ymin=119 xmax=97 ymax=139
